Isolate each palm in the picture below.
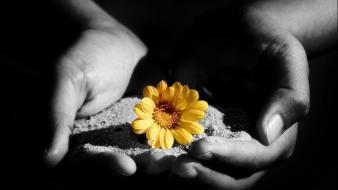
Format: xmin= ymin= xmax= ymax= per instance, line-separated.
xmin=45 ymin=27 xmax=147 ymax=169
xmin=58 ymin=29 xmax=146 ymax=117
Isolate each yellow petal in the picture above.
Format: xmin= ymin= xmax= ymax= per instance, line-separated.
xmin=160 ymin=128 xmax=174 ymax=149
xmin=159 ymin=128 xmax=166 ymax=149
xmin=146 ymin=123 xmax=161 ymax=140
xmin=176 ymin=85 xmax=189 ymax=100
xmin=143 ymin=86 xmax=159 ymax=104
xmin=175 ymin=99 xmax=188 ymax=111
xmin=190 ymin=100 xmax=208 ymax=112
xmin=179 ymin=120 xmax=204 ymax=134
xmin=140 ymin=97 xmax=155 ymax=114
xmin=148 ymin=127 xmax=162 ymax=148
xmin=160 ymin=86 xmax=175 ymax=103
xmin=172 ymin=82 xmax=182 ymax=88
xmin=173 ymin=85 xmax=190 ymax=111
xmin=134 ymin=104 xmax=152 ymax=119
xmin=131 ymin=118 xmax=154 ymax=134
xmin=181 ymin=110 xmax=205 ymax=121
xmin=151 ymin=134 xmax=161 ymax=148
xmin=156 ymin=80 xmax=167 ymax=95
xmin=164 ymin=129 xmax=174 ymax=149
xmin=172 ymin=82 xmax=183 ymax=99
xmin=182 ymin=90 xmax=199 ymax=110
xmin=180 ymin=85 xmax=190 ymax=99
xmin=171 ymin=128 xmax=193 ymax=145
xmin=187 ymin=89 xmax=199 ymax=102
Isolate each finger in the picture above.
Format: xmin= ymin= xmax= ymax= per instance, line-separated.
xmin=44 ymin=78 xmax=83 ymax=167
xmin=172 ymin=155 xmax=266 ymax=190
xmin=135 ymin=150 xmax=175 ymax=175
xmin=189 ymin=125 xmax=297 ymax=171
xmin=256 ymin=29 xmax=310 ymax=145
xmin=257 ymin=87 xmax=308 ymax=145
xmin=69 ymin=150 xmax=137 ymax=176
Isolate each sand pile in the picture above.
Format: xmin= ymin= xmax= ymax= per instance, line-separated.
xmin=71 ymin=97 xmax=251 ymax=158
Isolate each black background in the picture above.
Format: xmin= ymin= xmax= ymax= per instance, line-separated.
xmin=1 ymin=1 xmax=337 ymax=189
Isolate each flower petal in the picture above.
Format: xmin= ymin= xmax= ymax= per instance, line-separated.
xmin=171 ymin=128 xmax=193 ymax=145
xmin=140 ymin=97 xmax=155 ymax=114
xmin=146 ymin=123 xmax=161 ymax=140
xmin=152 ymin=134 xmax=161 ymax=148
xmin=159 ymin=128 xmax=167 ymax=149
xmin=149 ymin=127 xmax=164 ymax=148
xmin=160 ymin=86 xmax=175 ymax=103
xmin=148 ymin=138 xmax=158 ymax=148
xmin=182 ymin=90 xmax=199 ymax=110
xmin=179 ymin=85 xmax=189 ymax=99
xmin=172 ymin=82 xmax=182 ymax=89
xmin=190 ymin=100 xmax=208 ymax=112
xmin=181 ymin=110 xmax=205 ymax=121
xmin=165 ymin=129 xmax=174 ymax=149
xmin=172 ymin=82 xmax=183 ymax=102
xmin=131 ymin=118 xmax=154 ymax=134
xmin=156 ymin=80 xmax=167 ymax=95
xmin=134 ymin=104 xmax=152 ymax=118
xmin=174 ymin=85 xmax=190 ymax=111
xmin=179 ymin=120 xmax=204 ymax=134
xmin=174 ymin=100 xmax=188 ymax=112
xmin=186 ymin=89 xmax=199 ymax=103
xmin=143 ymin=85 xmax=159 ymax=104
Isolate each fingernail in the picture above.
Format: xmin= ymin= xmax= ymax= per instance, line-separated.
xmin=266 ymin=114 xmax=284 ymax=144
xmin=195 ymin=152 xmax=212 ymax=160
xmin=190 ymin=137 xmax=220 ymax=160
xmin=174 ymin=163 xmax=197 ymax=179
xmin=148 ymin=151 xmax=175 ymax=174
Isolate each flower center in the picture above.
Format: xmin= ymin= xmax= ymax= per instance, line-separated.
xmin=153 ymin=104 xmax=179 ymax=128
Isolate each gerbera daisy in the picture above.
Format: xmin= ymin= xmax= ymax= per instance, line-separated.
xmin=131 ymin=80 xmax=208 ymax=149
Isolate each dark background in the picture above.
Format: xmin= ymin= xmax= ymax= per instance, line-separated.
xmin=1 ymin=1 xmax=337 ymax=189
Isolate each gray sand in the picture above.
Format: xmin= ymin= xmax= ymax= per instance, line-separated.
xmin=72 ymin=97 xmax=251 ymax=157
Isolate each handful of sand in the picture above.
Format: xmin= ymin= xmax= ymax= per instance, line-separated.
xmin=71 ymin=97 xmax=251 ymax=157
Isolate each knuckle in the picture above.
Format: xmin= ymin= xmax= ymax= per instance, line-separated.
xmin=292 ymin=92 xmax=310 ymax=117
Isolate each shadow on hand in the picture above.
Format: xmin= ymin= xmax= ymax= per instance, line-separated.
xmin=71 ymin=123 xmax=147 ymax=148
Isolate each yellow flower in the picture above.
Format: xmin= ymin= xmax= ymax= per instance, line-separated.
xmin=131 ymin=80 xmax=208 ymax=149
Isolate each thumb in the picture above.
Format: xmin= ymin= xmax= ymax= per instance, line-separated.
xmin=257 ymin=35 xmax=310 ymax=145
xmin=44 ymin=77 xmax=83 ymax=167
xmin=257 ymin=89 xmax=309 ymax=145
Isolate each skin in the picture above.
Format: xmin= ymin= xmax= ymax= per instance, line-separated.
xmin=43 ymin=0 xmax=337 ymax=188
xmin=45 ymin=0 xmax=170 ymax=176
xmin=44 ymin=0 xmax=147 ymax=175
xmin=171 ymin=0 xmax=337 ymax=189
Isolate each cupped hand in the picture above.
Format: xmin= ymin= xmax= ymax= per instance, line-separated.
xmin=171 ymin=6 xmax=310 ymax=189
xmin=43 ymin=23 xmax=147 ymax=176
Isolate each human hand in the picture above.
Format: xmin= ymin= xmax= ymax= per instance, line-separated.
xmin=43 ymin=23 xmax=147 ymax=176
xmin=171 ymin=6 xmax=310 ymax=189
